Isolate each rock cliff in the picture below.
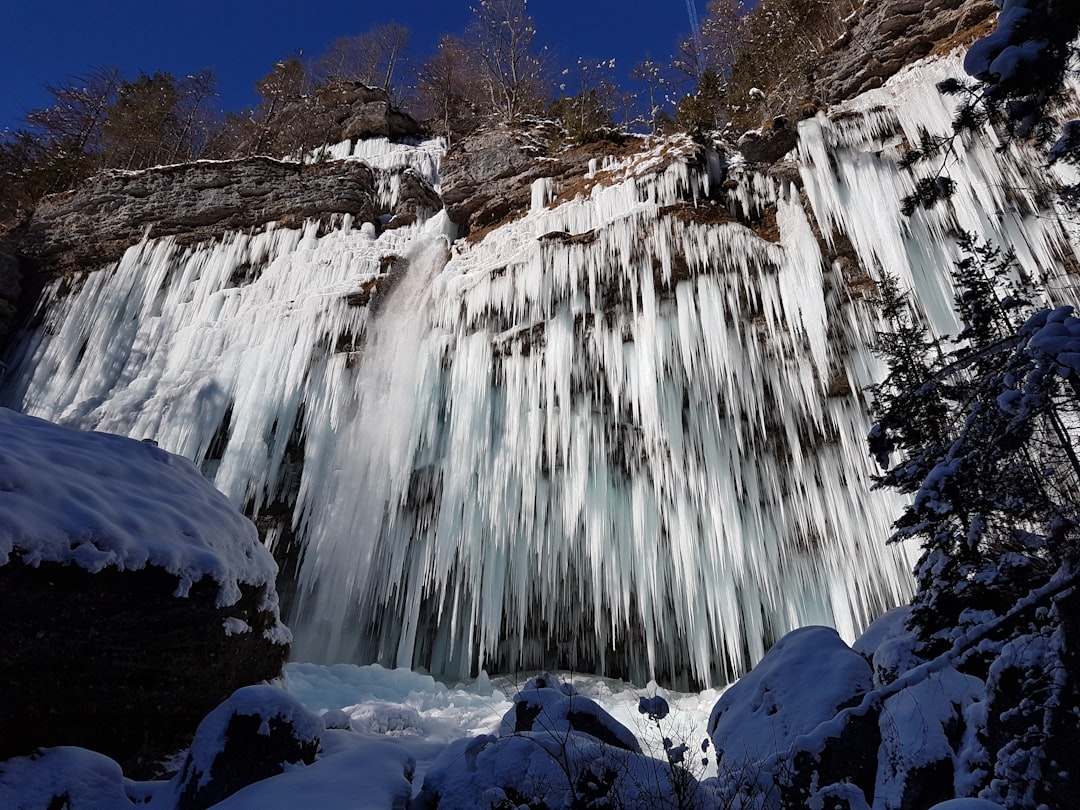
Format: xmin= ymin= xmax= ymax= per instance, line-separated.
xmin=18 ymin=158 xmax=381 ymax=274
xmin=817 ymin=0 xmax=997 ymax=103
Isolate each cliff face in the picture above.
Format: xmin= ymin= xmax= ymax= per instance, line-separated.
xmin=817 ymin=0 xmax=997 ymax=104
xmin=18 ymin=159 xmax=382 ymax=274
xmin=1 ymin=0 xmax=1073 ymax=690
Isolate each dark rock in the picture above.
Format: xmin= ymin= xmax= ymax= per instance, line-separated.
xmin=0 ymin=246 xmax=22 ymax=345
xmin=817 ymin=0 xmax=997 ymax=104
xmin=737 ymin=117 xmax=800 ymax=164
xmin=384 ymin=167 xmax=443 ymax=230
xmin=17 ymin=157 xmax=381 ymax=274
xmin=175 ymin=685 xmax=321 ymax=810
xmin=300 ymin=80 xmax=422 ymax=143
xmin=0 ymin=560 xmax=289 ymax=778
xmin=440 ymin=122 xmax=561 ymax=235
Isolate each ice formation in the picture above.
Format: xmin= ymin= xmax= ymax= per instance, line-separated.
xmin=3 ymin=56 xmax=1077 ymax=687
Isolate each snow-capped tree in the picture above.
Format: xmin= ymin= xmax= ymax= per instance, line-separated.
xmin=869 ymin=239 xmax=1080 ymax=654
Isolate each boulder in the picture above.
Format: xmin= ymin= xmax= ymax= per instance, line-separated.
xmin=416 ymin=673 xmax=695 ymax=808
xmin=0 ymin=747 xmax=135 ymax=810
xmin=498 ymin=673 xmax=641 ymax=753
xmin=415 ymin=733 xmax=685 ymax=810
xmin=708 ymin=626 xmax=878 ymax=806
xmin=874 ymin=667 xmax=983 ymax=810
xmin=294 ymin=80 xmax=421 ymax=143
xmin=175 ymin=685 xmax=322 ymax=810
xmin=0 ymin=409 xmax=290 ymax=777
xmin=737 ymin=116 xmax=799 ymax=164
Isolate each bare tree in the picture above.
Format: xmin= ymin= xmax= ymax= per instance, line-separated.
xmin=416 ymin=35 xmax=485 ymax=142
xmin=171 ymin=68 xmax=219 ymax=162
xmin=311 ymin=22 xmax=411 ymax=101
xmin=26 ymin=66 xmax=123 ymax=161
xmin=700 ymin=0 xmax=746 ymax=76
xmin=467 ymin=0 xmax=548 ymax=121
xmin=630 ymin=56 xmax=672 ymax=133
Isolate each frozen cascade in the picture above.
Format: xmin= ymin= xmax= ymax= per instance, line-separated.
xmin=3 ymin=55 xmax=1078 ymax=686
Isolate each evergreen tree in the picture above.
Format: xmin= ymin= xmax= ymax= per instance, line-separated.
xmin=674 ymin=70 xmax=724 ymax=140
xmin=869 ymin=239 xmax=1079 ymax=657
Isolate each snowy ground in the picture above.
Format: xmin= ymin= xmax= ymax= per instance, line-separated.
xmin=280 ymin=661 xmax=724 ymax=796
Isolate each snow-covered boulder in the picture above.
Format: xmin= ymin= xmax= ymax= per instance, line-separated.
xmin=202 ymin=736 xmax=415 ymax=810
xmin=0 ymin=747 xmax=136 ymax=810
xmin=499 ymin=673 xmax=641 ymax=753
xmin=853 ymin=604 xmax=924 ymax=685
xmin=707 ymin=626 xmax=877 ymax=806
xmin=874 ymin=666 xmax=984 ymax=810
xmin=415 ymin=673 xmax=695 ymax=808
xmin=414 ymin=733 xmax=694 ymax=810
xmin=174 ymin=685 xmax=322 ymax=810
xmin=0 ymin=409 xmax=290 ymax=775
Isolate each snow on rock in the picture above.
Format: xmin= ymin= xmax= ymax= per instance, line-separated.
xmin=414 ymin=731 xmax=696 ymax=810
xmin=874 ymin=667 xmax=984 ymax=810
xmin=0 ymin=747 xmax=135 ymax=810
xmin=707 ymin=626 xmax=876 ymax=803
xmin=853 ymin=604 xmax=924 ymax=685
xmin=499 ymin=673 xmax=642 ymax=753
xmin=174 ymin=685 xmax=322 ymax=810
xmin=0 ymin=407 xmax=279 ymax=608
xmin=205 ymin=738 xmax=415 ymax=810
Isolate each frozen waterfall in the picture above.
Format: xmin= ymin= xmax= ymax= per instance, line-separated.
xmin=4 ymin=56 xmax=1078 ymax=687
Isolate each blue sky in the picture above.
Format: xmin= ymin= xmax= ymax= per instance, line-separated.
xmin=1 ymin=0 xmax=703 ymax=132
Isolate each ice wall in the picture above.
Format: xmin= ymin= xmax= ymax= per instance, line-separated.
xmin=4 ymin=56 xmax=1077 ymax=686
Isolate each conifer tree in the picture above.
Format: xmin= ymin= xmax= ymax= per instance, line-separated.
xmin=869 ymin=240 xmax=1079 ymax=657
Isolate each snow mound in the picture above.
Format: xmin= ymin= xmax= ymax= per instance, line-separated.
xmin=0 ymin=747 xmax=133 ymax=810
xmin=0 ymin=408 xmax=277 ymax=606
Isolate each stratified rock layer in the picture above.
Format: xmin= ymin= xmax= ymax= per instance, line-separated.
xmin=440 ymin=123 xmax=646 ymax=236
xmin=17 ymin=158 xmax=381 ymax=273
xmin=818 ymin=0 xmax=997 ymax=103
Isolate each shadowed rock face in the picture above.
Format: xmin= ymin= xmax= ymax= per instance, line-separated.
xmin=0 ymin=247 xmax=21 ymax=346
xmin=0 ymin=560 xmax=289 ymax=779
xmin=17 ymin=158 xmax=381 ymax=274
xmin=817 ymin=0 xmax=997 ymax=104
